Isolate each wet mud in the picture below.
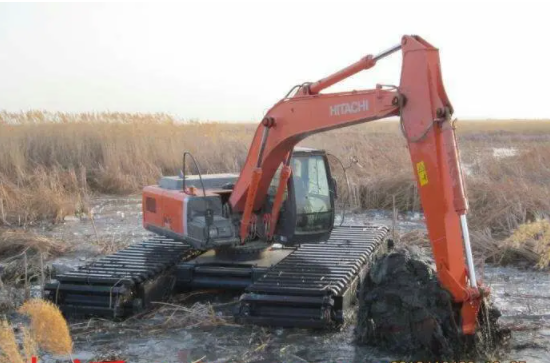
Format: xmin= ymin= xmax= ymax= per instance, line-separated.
xmin=355 ymin=246 xmax=510 ymax=361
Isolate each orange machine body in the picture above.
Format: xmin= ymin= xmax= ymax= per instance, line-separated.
xmin=143 ymin=186 xmax=186 ymax=238
xmin=143 ymin=184 xmax=235 ymax=246
xmin=143 ymin=149 xmax=335 ymax=249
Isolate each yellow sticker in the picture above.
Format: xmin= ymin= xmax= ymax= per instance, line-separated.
xmin=416 ymin=161 xmax=429 ymax=186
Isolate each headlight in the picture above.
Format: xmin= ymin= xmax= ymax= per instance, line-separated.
xmin=208 ymin=226 xmax=218 ymax=238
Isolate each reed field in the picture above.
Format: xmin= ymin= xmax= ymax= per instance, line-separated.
xmin=1 ymin=111 xmax=550 ymax=250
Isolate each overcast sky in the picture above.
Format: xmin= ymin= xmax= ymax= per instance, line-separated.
xmin=0 ymin=1 xmax=547 ymax=121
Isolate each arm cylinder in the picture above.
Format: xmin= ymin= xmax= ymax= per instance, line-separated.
xmin=460 ymin=214 xmax=477 ymax=288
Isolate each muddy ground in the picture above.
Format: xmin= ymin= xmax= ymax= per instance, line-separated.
xmin=3 ymin=195 xmax=550 ymax=363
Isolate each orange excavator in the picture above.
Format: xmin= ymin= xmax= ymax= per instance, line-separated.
xmin=46 ymin=35 xmax=486 ymax=336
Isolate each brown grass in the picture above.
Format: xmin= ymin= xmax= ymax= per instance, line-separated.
xmin=397 ymin=226 xmax=550 ymax=270
xmin=311 ymin=121 xmax=550 ymax=241
xmin=499 ymin=219 xmax=550 ymax=268
xmin=0 ymin=299 xmax=73 ymax=362
xmin=0 ymin=229 xmax=67 ymax=256
xmin=1 ymin=111 xmax=550 ymax=242
xmin=21 ymin=327 xmax=37 ymax=363
xmin=0 ymin=319 xmax=24 ymax=363
xmin=19 ymin=299 xmax=73 ymax=356
xmin=0 ymin=229 xmax=69 ymax=285
xmin=0 ymin=112 xmax=250 ymax=225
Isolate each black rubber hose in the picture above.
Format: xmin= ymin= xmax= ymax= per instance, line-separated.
xmin=182 ymin=151 xmax=210 ymax=244
xmin=327 ymin=153 xmax=351 ymax=227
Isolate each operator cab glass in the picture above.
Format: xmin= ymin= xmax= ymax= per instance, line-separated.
xmin=267 ymin=148 xmax=335 ymax=244
xmin=291 ymin=155 xmax=333 ymax=234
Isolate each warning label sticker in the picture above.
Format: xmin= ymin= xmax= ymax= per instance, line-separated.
xmin=416 ymin=161 xmax=429 ymax=186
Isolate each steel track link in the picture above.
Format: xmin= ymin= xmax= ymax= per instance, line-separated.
xmin=44 ymin=237 xmax=200 ymax=318
xmin=45 ymin=225 xmax=389 ymax=328
xmin=235 ymin=225 xmax=389 ymax=328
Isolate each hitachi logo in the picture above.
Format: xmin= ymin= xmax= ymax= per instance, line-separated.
xmin=330 ymin=100 xmax=369 ymax=116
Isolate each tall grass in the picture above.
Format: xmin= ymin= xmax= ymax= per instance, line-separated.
xmin=1 ymin=111 xmax=550 ymax=238
xmin=0 ymin=112 xmax=251 ymax=223
xmin=0 ymin=229 xmax=68 ymax=284
xmin=19 ymin=299 xmax=73 ymax=356
xmin=307 ymin=119 xmax=550 ymax=236
xmin=502 ymin=219 xmax=550 ymax=268
xmin=0 ymin=320 xmax=24 ymax=363
xmin=0 ymin=299 xmax=73 ymax=363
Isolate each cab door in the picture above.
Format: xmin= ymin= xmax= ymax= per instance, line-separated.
xmin=270 ymin=150 xmax=335 ymax=245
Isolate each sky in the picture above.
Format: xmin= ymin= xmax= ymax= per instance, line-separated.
xmin=0 ymin=0 xmax=548 ymax=121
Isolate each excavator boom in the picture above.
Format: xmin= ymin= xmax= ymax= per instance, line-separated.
xmin=229 ymin=35 xmax=483 ymax=334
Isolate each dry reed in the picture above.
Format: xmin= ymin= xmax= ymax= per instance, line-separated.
xmin=1 ymin=111 xmax=550 ymax=242
xmin=0 ymin=229 xmax=67 ymax=257
xmin=0 ymin=320 xmax=24 ymax=363
xmin=0 ymin=299 xmax=73 ymax=362
xmin=21 ymin=327 xmax=37 ymax=363
xmin=19 ymin=299 xmax=73 ymax=356
xmin=0 ymin=229 xmax=69 ymax=285
xmin=501 ymin=219 xmax=550 ymax=268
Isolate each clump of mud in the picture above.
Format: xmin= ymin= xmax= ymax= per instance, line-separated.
xmin=355 ymin=246 xmax=509 ymax=361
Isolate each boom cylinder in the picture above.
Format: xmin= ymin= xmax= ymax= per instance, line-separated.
xmin=240 ymin=123 xmax=271 ymax=240
xmin=308 ymin=42 xmax=401 ymax=95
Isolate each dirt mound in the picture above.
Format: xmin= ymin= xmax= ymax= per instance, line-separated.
xmin=355 ymin=246 xmax=509 ymax=361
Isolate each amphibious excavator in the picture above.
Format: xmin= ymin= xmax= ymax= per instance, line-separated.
xmin=46 ymin=35 xmax=486 ymax=335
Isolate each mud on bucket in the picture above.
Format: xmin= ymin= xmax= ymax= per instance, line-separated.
xmin=354 ymin=246 xmax=509 ymax=361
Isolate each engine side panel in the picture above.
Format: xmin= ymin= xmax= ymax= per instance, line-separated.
xmin=143 ymin=185 xmax=238 ymax=249
xmin=143 ymin=186 xmax=185 ymax=239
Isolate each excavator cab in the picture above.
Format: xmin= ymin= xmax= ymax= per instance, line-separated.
xmin=141 ymin=147 xmax=335 ymax=249
xmin=267 ymin=147 xmax=336 ymax=245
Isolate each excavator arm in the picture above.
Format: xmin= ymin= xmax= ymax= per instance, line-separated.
xmin=229 ymin=35 xmax=485 ymax=335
